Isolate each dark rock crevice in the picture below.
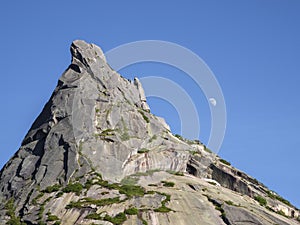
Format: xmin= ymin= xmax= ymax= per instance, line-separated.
xmin=210 ymin=164 xmax=252 ymax=197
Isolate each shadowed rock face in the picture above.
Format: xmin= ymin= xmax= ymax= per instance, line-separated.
xmin=0 ymin=40 xmax=299 ymax=225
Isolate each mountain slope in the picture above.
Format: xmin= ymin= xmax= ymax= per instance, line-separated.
xmin=0 ymin=40 xmax=299 ymax=225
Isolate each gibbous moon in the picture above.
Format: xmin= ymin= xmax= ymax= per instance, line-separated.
xmin=209 ymin=98 xmax=217 ymax=106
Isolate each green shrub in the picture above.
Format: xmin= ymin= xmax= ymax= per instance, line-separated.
xmin=162 ymin=181 xmax=175 ymax=187
xmin=63 ymin=182 xmax=83 ymax=195
xmin=138 ymin=110 xmax=150 ymax=123
xmin=119 ymin=184 xmax=145 ymax=197
xmin=167 ymin=170 xmax=184 ymax=176
xmin=225 ymin=200 xmax=234 ymax=206
xmin=208 ymin=181 xmax=217 ymax=186
xmin=174 ymin=134 xmax=183 ymax=140
xmin=125 ymin=207 xmax=139 ymax=215
xmin=44 ymin=184 xmax=61 ymax=193
xmin=154 ymin=205 xmax=172 ymax=213
xmin=277 ymin=210 xmax=287 ymax=217
xmin=104 ymin=212 xmax=127 ymax=225
xmin=47 ymin=214 xmax=59 ymax=221
xmin=32 ymin=192 xmax=44 ymax=205
xmin=141 ymin=219 xmax=148 ymax=225
xmin=266 ymin=190 xmax=292 ymax=207
xmin=85 ymin=213 xmax=102 ymax=220
xmin=219 ymin=159 xmax=231 ymax=166
xmin=100 ymin=129 xmax=116 ymax=136
xmin=84 ymin=179 xmax=94 ymax=190
xmin=65 ymin=201 xmax=83 ymax=209
xmin=55 ymin=192 xmax=63 ymax=198
xmin=66 ymin=197 xmax=121 ymax=209
xmin=204 ymin=146 xmax=212 ymax=153
xmin=5 ymin=199 xmax=26 ymax=225
xmin=254 ymin=195 xmax=267 ymax=206
xmin=138 ymin=148 xmax=150 ymax=153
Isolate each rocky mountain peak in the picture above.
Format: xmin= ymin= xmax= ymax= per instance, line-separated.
xmin=0 ymin=40 xmax=299 ymax=225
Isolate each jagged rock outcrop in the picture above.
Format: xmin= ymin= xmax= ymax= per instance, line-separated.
xmin=0 ymin=40 xmax=299 ymax=225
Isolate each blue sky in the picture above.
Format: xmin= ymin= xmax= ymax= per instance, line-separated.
xmin=0 ymin=1 xmax=299 ymax=207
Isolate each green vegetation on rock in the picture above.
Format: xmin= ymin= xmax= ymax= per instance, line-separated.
xmin=5 ymin=199 xmax=26 ymax=225
xmin=266 ymin=190 xmax=292 ymax=207
xmin=104 ymin=212 xmax=127 ymax=225
xmin=219 ymin=159 xmax=231 ymax=166
xmin=124 ymin=207 xmax=139 ymax=215
xmin=66 ymin=197 xmax=121 ymax=209
xmin=63 ymin=182 xmax=83 ymax=195
xmin=44 ymin=184 xmax=61 ymax=193
xmin=138 ymin=148 xmax=150 ymax=153
xmin=254 ymin=195 xmax=267 ymax=206
xmin=162 ymin=181 xmax=175 ymax=187
xmin=138 ymin=110 xmax=150 ymax=123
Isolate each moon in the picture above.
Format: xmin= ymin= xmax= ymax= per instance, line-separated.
xmin=209 ymin=98 xmax=217 ymax=106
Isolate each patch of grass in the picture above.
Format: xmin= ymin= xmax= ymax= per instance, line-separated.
xmin=46 ymin=212 xmax=59 ymax=222
xmin=99 ymin=129 xmax=116 ymax=136
xmin=266 ymin=190 xmax=292 ymax=207
xmin=66 ymin=197 xmax=121 ymax=209
xmin=225 ymin=200 xmax=234 ymax=206
xmin=119 ymin=184 xmax=145 ymax=197
xmin=134 ymin=169 xmax=161 ymax=176
xmin=104 ymin=212 xmax=127 ymax=225
xmin=85 ymin=213 xmax=102 ymax=220
xmin=55 ymin=192 xmax=63 ymax=198
xmin=153 ymin=192 xmax=173 ymax=213
xmin=208 ymin=181 xmax=217 ymax=186
xmin=219 ymin=159 xmax=231 ymax=166
xmin=5 ymin=198 xmax=26 ymax=225
xmin=65 ymin=201 xmax=82 ymax=209
xmin=190 ymin=150 xmax=199 ymax=155
xmin=154 ymin=205 xmax=172 ymax=213
xmin=38 ymin=222 xmax=46 ymax=225
xmin=125 ymin=207 xmax=139 ymax=215
xmin=84 ymin=179 xmax=94 ymax=190
xmin=38 ymin=204 xmax=45 ymax=221
xmin=95 ymin=108 xmax=100 ymax=113
xmin=141 ymin=218 xmax=148 ymax=225
xmin=32 ymin=192 xmax=45 ymax=205
xmin=138 ymin=110 xmax=150 ymax=123
xmin=203 ymin=145 xmax=213 ymax=153
xmin=138 ymin=148 xmax=150 ymax=154
xmin=174 ymin=134 xmax=184 ymax=140
xmin=162 ymin=181 xmax=175 ymax=187
xmin=167 ymin=170 xmax=184 ymax=176
xmin=254 ymin=195 xmax=267 ymax=206
xmin=44 ymin=184 xmax=61 ymax=193
xmin=63 ymin=182 xmax=83 ymax=195
xmin=277 ymin=210 xmax=287 ymax=217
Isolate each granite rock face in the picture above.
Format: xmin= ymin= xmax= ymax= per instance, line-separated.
xmin=0 ymin=40 xmax=299 ymax=225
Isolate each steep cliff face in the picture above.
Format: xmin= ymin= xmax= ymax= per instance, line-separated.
xmin=0 ymin=40 xmax=299 ymax=225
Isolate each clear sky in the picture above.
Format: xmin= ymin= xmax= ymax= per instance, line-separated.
xmin=0 ymin=1 xmax=299 ymax=207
